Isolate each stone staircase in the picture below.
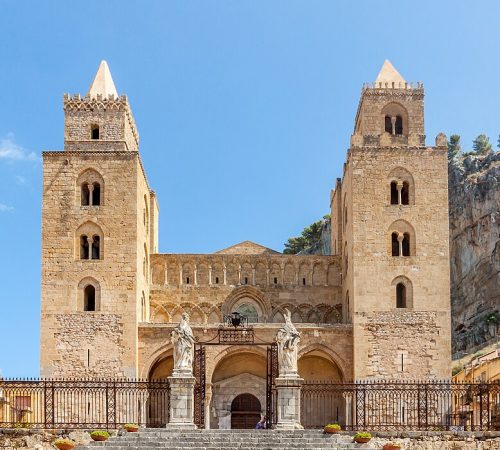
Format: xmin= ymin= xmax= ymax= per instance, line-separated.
xmin=77 ymin=429 xmax=379 ymax=450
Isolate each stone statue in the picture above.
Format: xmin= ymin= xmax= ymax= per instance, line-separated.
xmin=276 ymin=309 xmax=300 ymax=377
xmin=171 ymin=313 xmax=195 ymax=376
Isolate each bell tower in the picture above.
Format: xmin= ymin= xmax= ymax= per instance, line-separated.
xmin=330 ymin=60 xmax=451 ymax=380
xmin=40 ymin=61 xmax=158 ymax=378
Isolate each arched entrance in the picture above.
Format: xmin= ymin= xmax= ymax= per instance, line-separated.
xmin=298 ymin=349 xmax=346 ymax=429
xmin=231 ymin=393 xmax=261 ymax=429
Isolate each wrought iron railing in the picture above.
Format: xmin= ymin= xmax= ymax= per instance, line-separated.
xmin=0 ymin=379 xmax=169 ymax=429
xmin=301 ymin=380 xmax=500 ymax=431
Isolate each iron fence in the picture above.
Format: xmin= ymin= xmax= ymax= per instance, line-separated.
xmin=301 ymin=380 xmax=500 ymax=431
xmin=0 ymin=379 xmax=169 ymax=429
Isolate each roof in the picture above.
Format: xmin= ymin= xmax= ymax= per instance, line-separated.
xmin=215 ymin=241 xmax=280 ymax=255
xmin=87 ymin=60 xmax=118 ymax=99
xmin=375 ymin=59 xmax=406 ymax=85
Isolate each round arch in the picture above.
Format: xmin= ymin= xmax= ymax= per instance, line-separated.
xmin=222 ymin=286 xmax=271 ymax=322
xmin=298 ymin=344 xmax=348 ymax=381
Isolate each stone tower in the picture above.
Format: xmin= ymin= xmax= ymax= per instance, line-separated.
xmin=40 ymin=61 xmax=158 ymax=378
xmin=330 ymin=60 xmax=451 ymax=380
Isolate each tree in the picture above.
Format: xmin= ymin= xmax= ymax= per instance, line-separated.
xmin=283 ymin=217 xmax=327 ymax=254
xmin=472 ymin=134 xmax=492 ymax=155
xmin=497 ymin=135 xmax=500 ymax=149
xmin=448 ymin=135 xmax=461 ymax=159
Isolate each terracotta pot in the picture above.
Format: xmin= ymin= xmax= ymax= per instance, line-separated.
xmin=91 ymin=435 xmax=108 ymax=441
xmin=55 ymin=444 xmax=75 ymax=450
xmin=323 ymin=427 xmax=341 ymax=434
xmin=383 ymin=445 xmax=401 ymax=450
xmin=125 ymin=427 xmax=138 ymax=432
xmin=354 ymin=437 xmax=371 ymax=443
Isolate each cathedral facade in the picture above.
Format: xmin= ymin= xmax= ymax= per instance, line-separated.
xmin=40 ymin=60 xmax=451 ymax=428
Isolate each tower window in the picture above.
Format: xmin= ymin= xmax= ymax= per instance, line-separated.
xmin=81 ymin=183 xmax=90 ymax=206
xmin=391 ymin=232 xmax=399 ymax=256
xmin=91 ymin=235 xmax=100 ymax=259
xmin=215 ymin=276 xmax=219 ymax=284
xmin=186 ymin=277 xmax=190 ymax=284
xmin=92 ymin=183 xmax=101 ymax=205
xmin=91 ymin=125 xmax=100 ymax=140
xmin=80 ymin=235 xmax=89 ymax=259
xmin=385 ymin=115 xmax=392 ymax=133
xmin=396 ymin=283 xmax=406 ymax=308
xmin=273 ymin=277 xmax=278 ymax=284
xmin=84 ymin=285 xmax=96 ymax=311
xmin=401 ymin=182 xmax=409 ymax=205
xmin=402 ymin=233 xmax=410 ymax=256
xmin=302 ymin=278 xmax=306 ymax=286
xmin=390 ymin=181 xmax=398 ymax=205
xmin=395 ymin=116 xmax=403 ymax=135
xmin=244 ymin=277 xmax=248 ymax=285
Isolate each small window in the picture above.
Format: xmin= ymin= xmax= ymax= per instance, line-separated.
xmin=92 ymin=183 xmax=101 ymax=206
xmin=81 ymin=183 xmax=90 ymax=206
xmin=391 ymin=232 xmax=399 ymax=256
xmin=80 ymin=235 xmax=89 ymax=259
xmin=385 ymin=115 xmax=392 ymax=133
xmin=401 ymin=182 xmax=409 ymax=205
xmin=91 ymin=125 xmax=100 ymax=140
xmin=396 ymin=283 xmax=406 ymax=308
xmin=395 ymin=116 xmax=403 ymax=135
xmin=91 ymin=235 xmax=100 ymax=259
xmin=273 ymin=277 xmax=278 ymax=284
xmin=302 ymin=278 xmax=306 ymax=286
xmin=244 ymin=277 xmax=248 ymax=285
xmin=402 ymin=233 xmax=410 ymax=256
xmin=186 ymin=277 xmax=190 ymax=284
xmin=215 ymin=276 xmax=219 ymax=284
xmin=84 ymin=285 xmax=96 ymax=311
xmin=390 ymin=181 xmax=398 ymax=205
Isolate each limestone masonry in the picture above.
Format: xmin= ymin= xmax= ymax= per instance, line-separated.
xmin=40 ymin=60 xmax=452 ymax=428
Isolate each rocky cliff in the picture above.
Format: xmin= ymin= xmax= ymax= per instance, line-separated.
xmin=449 ymin=150 xmax=499 ymax=357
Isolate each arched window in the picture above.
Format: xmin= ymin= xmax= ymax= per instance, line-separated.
xmin=391 ymin=232 xmax=399 ymax=256
xmin=92 ymin=183 xmax=101 ymax=206
xmin=76 ymin=222 xmax=104 ymax=261
xmin=91 ymin=124 xmax=99 ymax=140
xmin=390 ymin=181 xmax=398 ymax=205
xmin=91 ymin=235 xmax=100 ymax=259
xmin=81 ymin=183 xmax=90 ymax=206
xmin=392 ymin=276 xmax=413 ymax=309
xmin=402 ymin=233 xmax=410 ymax=256
xmin=385 ymin=115 xmax=392 ymax=134
xmin=84 ymin=285 xmax=96 ymax=311
xmin=395 ymin=115 xmax=403 ymax=135
xmin=388 ymin=220 xmax=416 ymax=257
xmin=401 ymin=182 xmax=409 ymax=205
xmin=77 ymin=169 xmax=104 ymax=207
xmin=235 ymin=302 xmax=259 ymax=323
xmin=396 ymin=283 xmax=406 ymax=308
xmin=80 ymin=235 xmax=89 ymax=259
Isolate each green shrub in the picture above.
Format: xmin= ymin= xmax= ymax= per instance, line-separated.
xmin=354 ymin=431 xmax=372 ymax=439
xmin=324 ymin=423 xmax=341 ymax=430
xmin=90 ymin=430 xmax=110 ymax=439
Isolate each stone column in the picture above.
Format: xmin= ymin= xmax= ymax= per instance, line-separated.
xmin=275 ymin=376 xmax=304 ymax=430
xmin=166 ymin=375 xmax=197 ymax=429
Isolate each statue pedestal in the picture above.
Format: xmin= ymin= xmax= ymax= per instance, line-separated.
xmin=166 ymin=375 xmax=197 ymax=429
xmin=275 ymin=376 xmax=304 ymax=430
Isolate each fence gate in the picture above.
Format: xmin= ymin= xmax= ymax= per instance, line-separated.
xmin=193 ymin=345 xmax=206 ymax=428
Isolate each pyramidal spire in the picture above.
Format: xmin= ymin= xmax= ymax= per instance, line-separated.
xmin=87 ymin=60 xmax=118 ymax=99
xmin=374 ymin=59 xmax=406 ymax=85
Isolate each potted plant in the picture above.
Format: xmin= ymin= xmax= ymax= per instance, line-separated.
xmin=90 ymin=430 xmax=110 ymax=442
xmin=124 ymin=423 xmax=139 ymax=432
xmin=323 ymin=423 xmax=341 ymax=434
xmin=353 ymin=432 xmax=372 ymax=443
xmin=53 ymin=438 xmax=76 ymax=450
xmin=383 ymin=443 xmax=402 ymax=450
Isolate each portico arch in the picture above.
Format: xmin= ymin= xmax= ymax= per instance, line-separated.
xmin=209 ymin=349 xmax=267 ymax=429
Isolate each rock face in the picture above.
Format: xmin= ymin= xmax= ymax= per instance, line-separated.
xmin=448 ymin=150 xmax=500 ymax=356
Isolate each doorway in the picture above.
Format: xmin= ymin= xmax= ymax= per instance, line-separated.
xmin=231 ymin=393 xmax=262 ymax=429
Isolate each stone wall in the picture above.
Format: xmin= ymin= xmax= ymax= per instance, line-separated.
xmin=449 ymin=151 xmax=500 ymax=356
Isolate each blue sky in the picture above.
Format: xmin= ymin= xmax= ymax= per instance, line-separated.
xmin=1 ymin=1 xmax=499 ymax=377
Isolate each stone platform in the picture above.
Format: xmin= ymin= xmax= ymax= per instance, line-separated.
xmin=76 ymin=429 xmax=378 ymax=450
